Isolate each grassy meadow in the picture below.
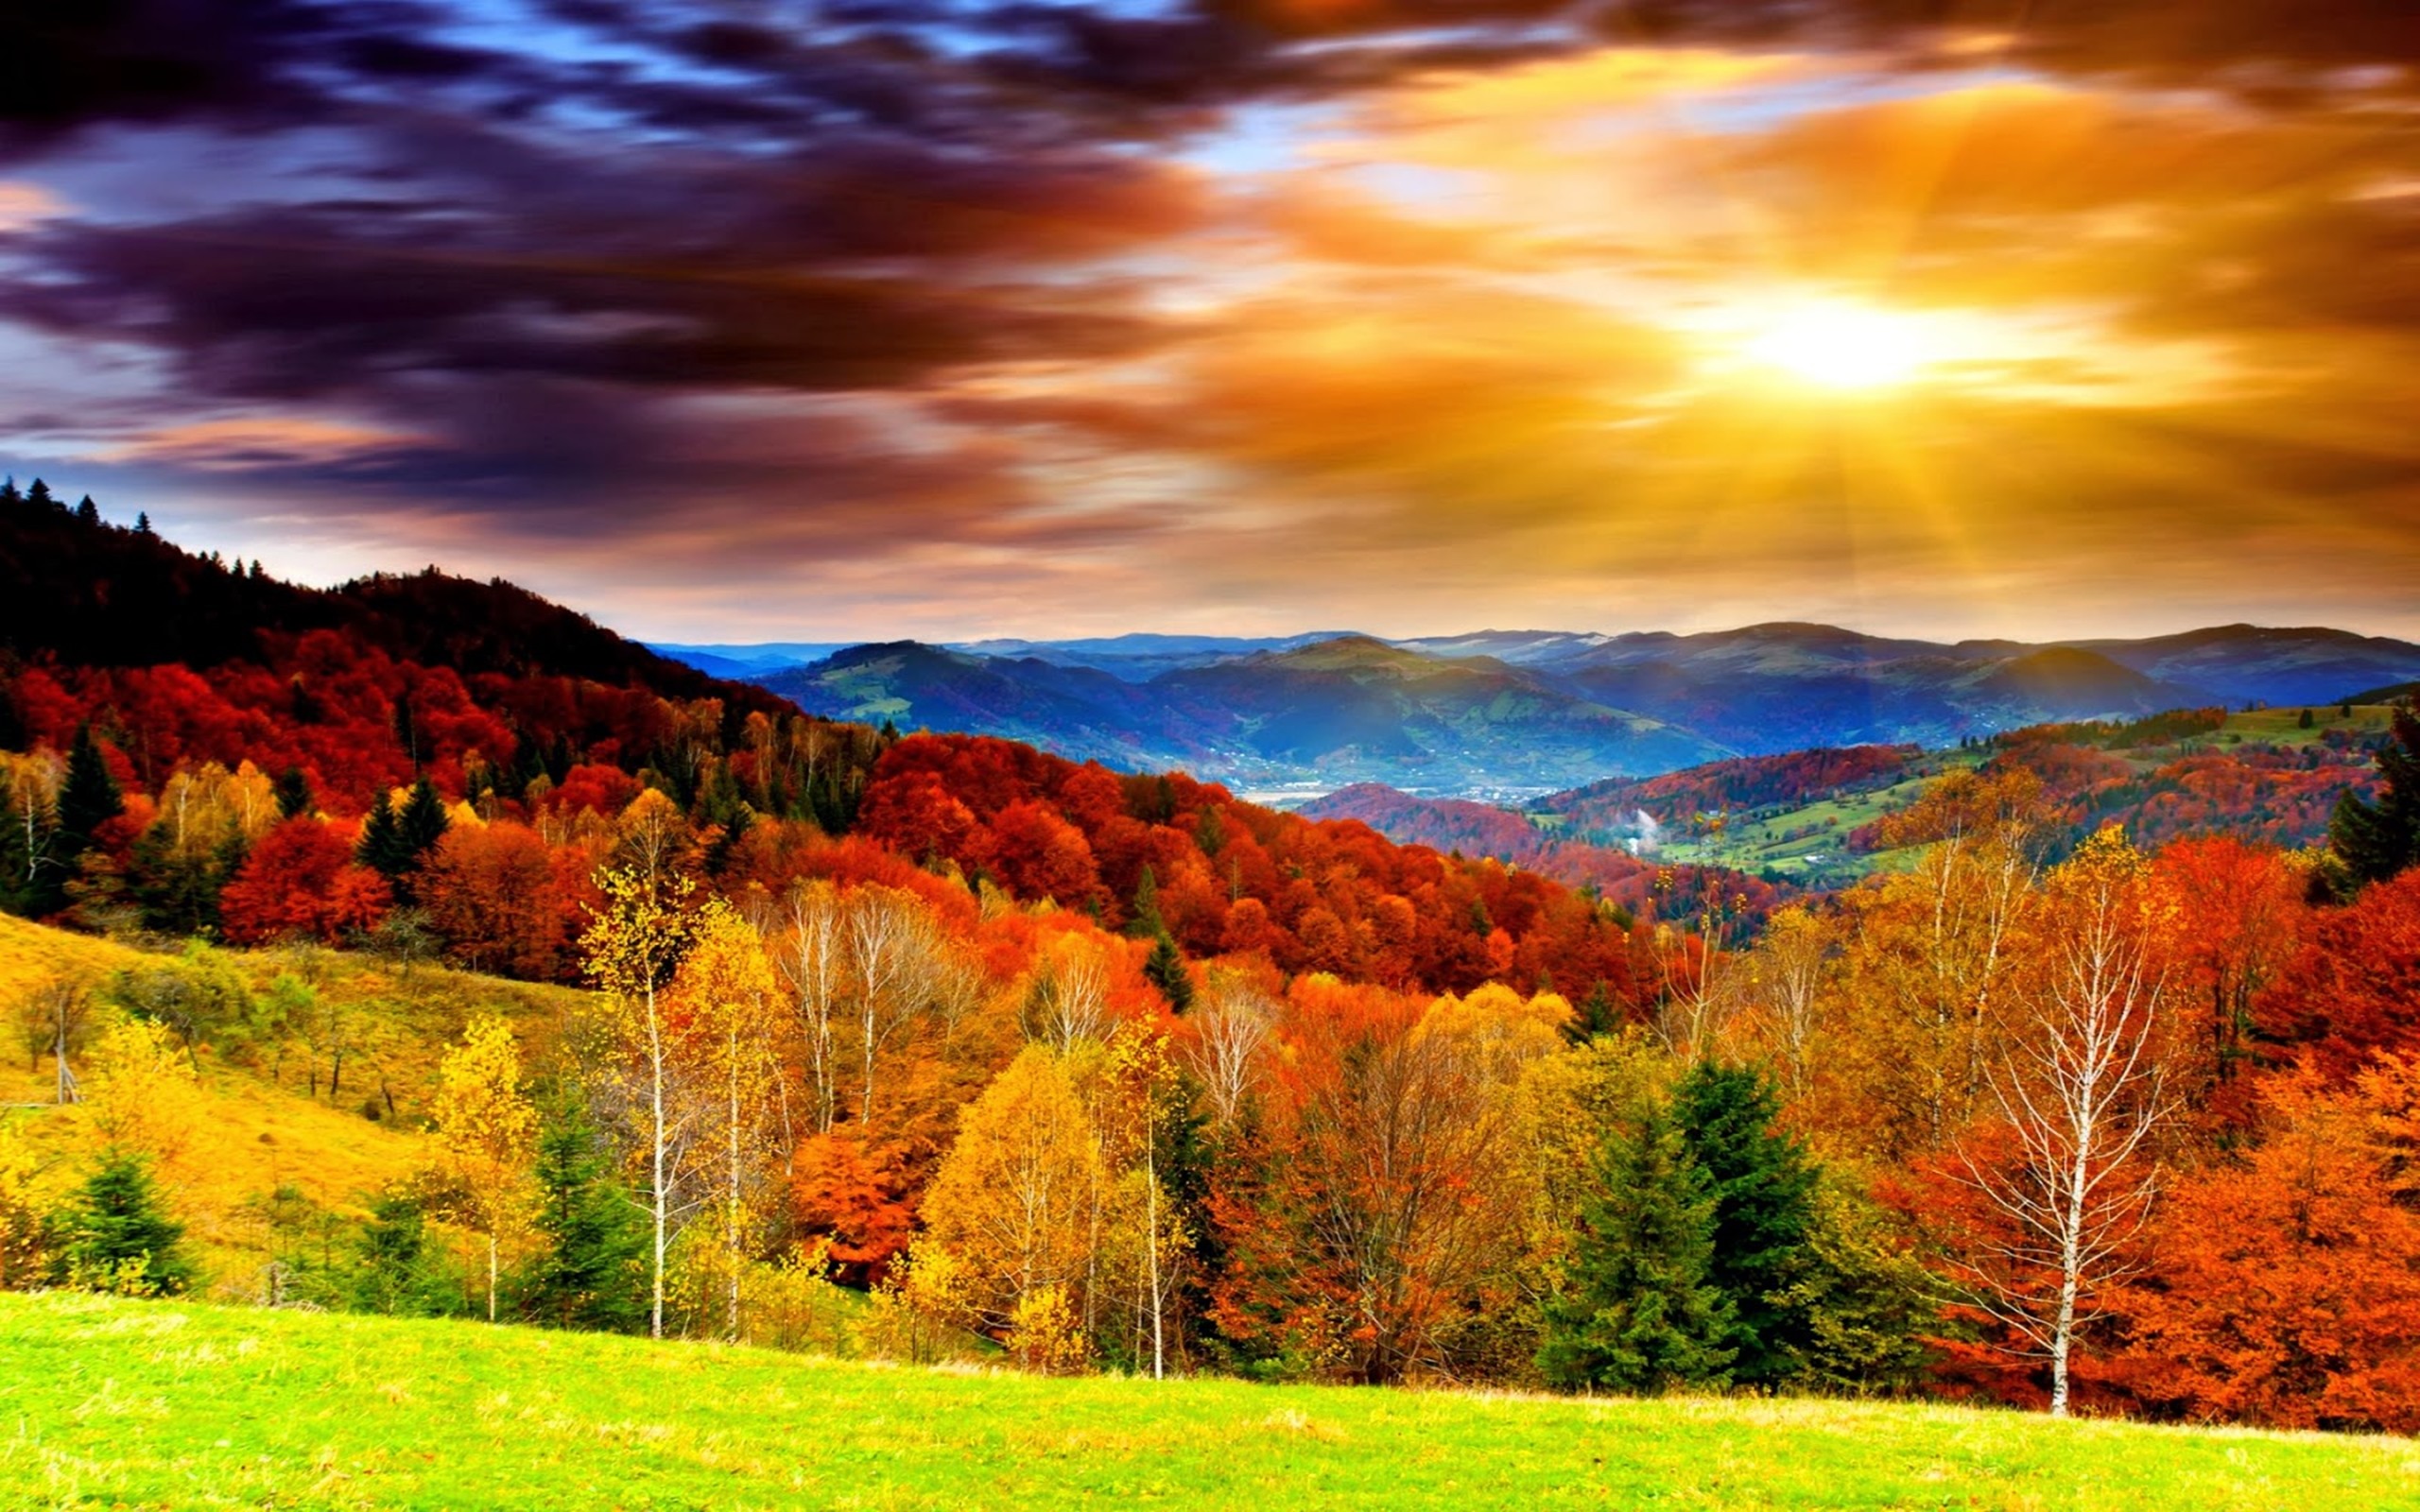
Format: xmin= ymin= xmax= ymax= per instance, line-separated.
xmin=4 ymin=1292 xmax=2415 ymax=1510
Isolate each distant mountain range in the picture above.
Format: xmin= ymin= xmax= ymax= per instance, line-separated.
xmin=653 ymin=623 xmax=2420 ymax=797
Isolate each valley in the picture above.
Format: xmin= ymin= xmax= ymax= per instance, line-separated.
xmin=663 ymin=625 xmax=2420 ymax=800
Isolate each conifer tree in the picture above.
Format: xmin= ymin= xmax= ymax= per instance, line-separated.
xmin=399 ymin=774 xmax=450 ymax=861
xmin=2328 ymin=704 xmax=2420 ymax=891
xmin=56 ymin=725 xmax=123 ymax=862
xmin=74 ymin=495 xmax=99 ymax=526
xmin=1131 ymin=864 xmax=1164 ymax=936
xmin=273 ymin=765 xmax=315 ymax=820
xmin=1566 ymin=979 xmax=1621 ymax=1042
xmin=1144 ymin=932 xmax=1194 ymax=1013
xmin=351 ymin=1188 xmax=445 ymax=1315
xmin=1537 ymin=1104 xmax=1735 ymax=1393
xmin=25 ymin=479 xmax=55 ymax=511
xmin=356 ymin=790 xmax=408 ymax=877
xmin=520 ymin=1097 xmax=649 ymax=1333
xmin=1671 ymin=1061 xmax=1820 ymax=1386
xmin=65 ymin=1151 xmax=198 ymax=1296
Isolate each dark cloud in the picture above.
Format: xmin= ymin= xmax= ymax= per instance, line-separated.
xmin=3 ymin=0 xmax=2419 ymax=640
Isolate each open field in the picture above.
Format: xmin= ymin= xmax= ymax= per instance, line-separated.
xmin=3 ymin=1292 xmax=2415 ymax=1510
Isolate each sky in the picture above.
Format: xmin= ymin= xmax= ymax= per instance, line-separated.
xmin=3 ymin=1 xmax=2419 ymax=644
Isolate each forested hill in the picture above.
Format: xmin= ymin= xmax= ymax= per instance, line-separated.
xmin=0 ymin=479 xmax=785 ymax=714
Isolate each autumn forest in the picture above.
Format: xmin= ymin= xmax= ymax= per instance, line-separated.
xmin=3 ymin=480 xmax=2419 ymax=1448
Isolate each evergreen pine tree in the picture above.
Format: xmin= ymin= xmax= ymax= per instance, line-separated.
xmin=56 ymin=724 xmax=124 ymax=861
xmin=0 ymin=478 xmax=18 ymax=507
xmin=398 ymin=774 xmax=450 ymax=861
xmin=1131 ymin=864 xmax=1164 ymax=936
xmin=134 ymin=512 xmax=153 ymax=536
xmin=519 ymin=1099 xmax=650 ymax=1332
xmin=74 ymin=495 xmax=99 ymax=526
xmin=66 ymin=1152 xmax=199 ymax=1296
xmin=25 ymin=478 xmax=55 ymax=511
xmin=1144 ymin=931 xmax=1194 ymax=1013
xmin=1671 ymin=1061 xmax=1821 ymax=1387
xmin=274 ymin=765 xmax=315 ymax=820
xmin=351 ymin=1188 xmax=451 ymax=1315
xmin=356 ymin=790 xmax=408 ymax=877
xmin=1537 ymin=1104 xmax=1735 ymax=1393
xmin=2298 ymin=707 xmax=2315 ymax=730
xmin=2327 ymin=704 xmax=2420 ymax=891
xmin=1566 ymin=979 xmax=1620 ymax=1043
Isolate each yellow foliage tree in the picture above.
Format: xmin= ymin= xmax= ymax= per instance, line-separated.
xmin=430 ymin=1015 xmax=540 ymax=1322
xmin=83 ymin=1014 xmax=208 ymax=1177
xmin=0 ymin=1124 xmax=57 ymax=1291
xmin=919 ymin=1044 xmax=1103 ymax=1346
xmin=582 ymin=864 xmax=703 ymax=1339
xmin=667 ymin=899 xmax=784 ymax=1339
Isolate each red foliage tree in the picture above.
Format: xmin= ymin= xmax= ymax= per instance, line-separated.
xmin=420 ymin=821 xmax=571 ymax=979
xmin=2254 ymin=868 xmax=2420 ymax=1080
xmin=218 ymin=817 xmax=390 ymax=944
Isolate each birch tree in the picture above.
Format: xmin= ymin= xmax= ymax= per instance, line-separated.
xmin=669 ymin=900 xmax=784 ymax=1338
xmin=768 ymin=880 xmax=847 ymax=1134
xmin=430 ymin=1015 xmax=540 ymax=1322
xmin=1184 ymin=973 xmax=1273 ymax=1129
xmin=581 ymin=865 xmax=700 ymax=1339
xmin=843 ymin=885 xmax=975 ymax=1124
xmin=1954 ymin=827 xmax=2175 ymax=1417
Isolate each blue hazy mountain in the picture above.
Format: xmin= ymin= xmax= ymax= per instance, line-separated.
xmin=660 ymin=623 xmax=2420 ymax=796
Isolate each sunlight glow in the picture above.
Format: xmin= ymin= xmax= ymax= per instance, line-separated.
xmin=1741 ymin=302 xmax=1934 ymax=390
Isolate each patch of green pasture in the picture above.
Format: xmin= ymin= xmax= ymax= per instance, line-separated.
xmin=4 ymin=1292 xmax=2415 ymax=1511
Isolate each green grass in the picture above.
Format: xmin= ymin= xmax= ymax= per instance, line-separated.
xmin=4 ymin=1294 xmax=2415 ymax=1510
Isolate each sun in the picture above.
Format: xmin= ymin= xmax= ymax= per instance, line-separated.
xmin=1741 ymin=301 xmax=1934 ymax=390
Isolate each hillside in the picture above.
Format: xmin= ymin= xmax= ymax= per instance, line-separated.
xmin=1314 ymin=704 xmax=2396 ymax=887
xmin=0 ymin=915 xmax=589 ymax=1289
xmin=0 ymin=484 xmax=785 ymax=714
xmin=0 ymin=485 xmax=826 ymax=815
xmin=6 ymin=1293 xmax=2411 ymax=1510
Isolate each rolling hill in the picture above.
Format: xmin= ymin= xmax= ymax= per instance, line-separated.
xmin=765 ymin=633 xmax=1728 ymax=797
xmin=687 ymin=621 xmax=2420 ymax=798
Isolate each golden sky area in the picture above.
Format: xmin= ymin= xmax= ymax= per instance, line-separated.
xmin=1 ymin=5 xmax=2416 ymax=641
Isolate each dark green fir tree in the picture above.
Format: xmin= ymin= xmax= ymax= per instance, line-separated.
xmin=65 ymin=1151 xmax=199 ymax=1297
xmin=1144 ymin=932 xmax=1194 ymax=1013
xmin=356 ymin=789 xmax=409 ymax=878
xmin=274 ymin=765 xmax=316 ymax=820
xmin=1671 ymin=1061 xmax=1821 ymax=1387
xmin=1536 ymin=1104 xmax=1735 ymax=1394
xmin=2328 ymin=704 xmax=2420 ymax=892
xmin=56 ymin=724 xmax=124 ymax=862
xmin=519 ymin=1098 xmax=650 ymax=1333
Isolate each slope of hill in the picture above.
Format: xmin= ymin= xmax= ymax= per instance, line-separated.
xmin=1316 ymin=702 xmax=2396 ymax=888
xmin=2079 ymin=625 xmax=2420 ymax=708
xmin=765 ymin=641 xmax=1179 ymax=770
xmin=0 ymin=485 xmax=818 ymax=807
xmin=9 ymin=1293 xmax=2410 ymax=1511
xmin=0 ymin=488 xmax=785 ymax=716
